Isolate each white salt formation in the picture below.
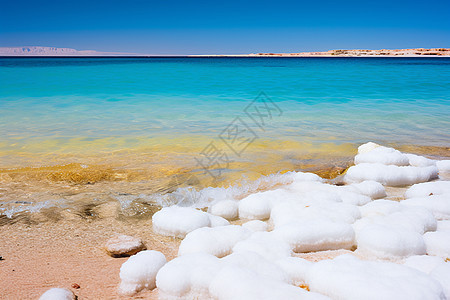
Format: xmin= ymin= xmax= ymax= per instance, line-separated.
xmin=156 ymin=253 xmax=222 ymax=298
xmin=424 ymin=231 xmax=450 ymax=258
xmin=232 ymin=231 xmax=292 ymax=260
xmin=356 ymin=224 xmax=426 ymax=259
xmin=437 ymin=160 xmax=450 ymax=172
xmin=141 ymin=142 xmax=450 ymax=299
xmin=403 ymin=195 xmax=450 ymax=220
xmin=345 ymin=143 xmax=440 ymax=186
xmin=242 ymin=220 xmax=269 ymax=232
xmin=209 ymin=265 xmax=331 ymax=300
xmin=152 ymin=206 xmax=228 ymax=238
xmin=437 ymin=220 xmax=450 ymax=231
xmin=401 ymin=181 xmax=450 ymax=224
xmin=430 ymin=264 xmax=450 ymax=299
xmin=346 ymin=180 xmax=387 ymax=199
xmin=354 ymin=145 xmax=410 ymax=166
xmin=276 ymin=256 xmax=313 ymax=286
xmin=178 ymin=225 xmax=251 ymax=257
xmin=405 ymin=181 xmax=450 ymax=198
xmin=208 ymin=199 xmax=239 ymax=220
xmin=403 ymin=255 xmax=446 ymax=274
xmin=307 ymin=255 xmax=446 ymax=300
xmin=273 ymin=220 xmax=355 ymax=253
xmin=345 ymin=163 xmax=439 ymax=186
xmin=119 ymin=250 xmax=166 ymax=295
xmin=39 ymin=288 xmax=75 ymax=300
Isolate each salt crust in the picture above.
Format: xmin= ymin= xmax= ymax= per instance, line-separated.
xmin=147 ymin=142 xmax=450 ymax=299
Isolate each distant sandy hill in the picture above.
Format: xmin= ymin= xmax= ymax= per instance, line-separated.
xmin=191 ymin=48 xmax=450 ymax=57
xmin=0 ymin=46 xmax=134 ymax=56
xmin=249 ymin=48 xmax=450 ymax=57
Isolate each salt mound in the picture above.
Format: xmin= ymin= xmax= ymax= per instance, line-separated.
xmin=287 ymin=180 xmax=372 ymax=205
xmin=39 ymin=288 xmax=75 ymax=300
xmin=272 ymin=220 xmax=355 ymax=253
xmin=232 ymin=231 xmax=292 ymax=261
xmin=237 ymin=176 xmax=331 ymax=221
xmin=119 ymin=250 xmax=166 ymax=295
xmin=357 ymin=142 xmax=381 ymax=154
xmin=178 ymin=225 xmax=251 ymax=257
xmin=270 ymin=201 xmax=361 ymax=228
xmin=307 ymin=254 xmax=446 ymax=300
xmin=375 ymin=206 xmax=437 ymax=234
xmin=238 ymin=189 xmax=294 ymax=220
xmin=152 ymin=206 xmax=228 ymax=238
xmin=208 ymin=200 xmax=239 ymax=220
xmin=346 ymin=180 xmax=387 ymax=199
xmin=290 ymin=171 xmax=324 ymax=183
xmin=238 ymin=191 xmax=273 ymax=220
xmin=331 ymin=189 xmax=372 ymax=205
xmin=430 ymin=264 xmax=450 ymax=299
xmin=355 ymin=142 xmax=438 ymax=169
xmin=356 ymin=224 xmax=426 ymax=259
xmin=291 ymin=182 xmax=372 ymax=206
xmin=358 ymin=202 xmax=437 ymax=234
xmin=354 ymin=146 xmax=410 ymax=166
xmin=437 ymin=160 xmax=450 ymax=172
xmin=209 ymin=266 xmax=330 ymax=300
xmin=276 ymin=257 xmax=313 ymax=286
xmin=402 ymin=195 xmax=450 ymax=220
xmin=222 ymin=250 xmax=289 ymax=282
xmin=242 ymin=220 xmax=269 ymax=232
xmin=405 ymin=153 xmax=437 ymax=167
xmin=403 ymin=255 xmax=445 ymax=274
xmin=405 ymin=181 xmax=450 ymax=198
xmin=157 ymin=250 xmax=297 ymax=299
xmin=359 ymin=199 xmax=402 ymax=218
xmin=344 ymin=163 xmax=438 ymax=186
xmin=423 ymin=231 xmax=450 ymax=258
xmin=156 ymin=253 xmax=221 ymax=298
xmin=208 ymin=214 xmax=230 ymax=227
xmin=437 ymin=220 xmax=450 ymax=231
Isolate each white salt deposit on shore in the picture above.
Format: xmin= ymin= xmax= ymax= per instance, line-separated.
xmin=132 ymin=143 xmax=450 ymax=300
xmin=119 ymin=250 xmax=167 ymax=295
xmin=107 ymin=142 xmax=450 ymax=299
xmin=152 ymin=206 xmax=229 ymax=238
xmin=39 ymin=288 xmax=75 ymax=300
xmin=38 ymin=142 xmax=450 ymax=299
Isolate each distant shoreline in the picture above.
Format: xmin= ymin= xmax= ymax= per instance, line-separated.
xmin=1 ymin=55 xmax=450 ymax=58
xmin=1 ymin=47 xmax=449 ymax=57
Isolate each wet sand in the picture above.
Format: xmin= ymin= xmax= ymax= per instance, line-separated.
xmin=0 ymin=212 xmax=361 ymax=299
xmin=0 ymin=217 xmax=180 ymax=299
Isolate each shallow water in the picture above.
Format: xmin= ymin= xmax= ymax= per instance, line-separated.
xmin=1 ymin=57 xmax=449 ymax=221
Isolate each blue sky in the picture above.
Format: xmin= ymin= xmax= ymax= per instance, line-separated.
xmin=1 ymin=0 xmax=449 ymax=54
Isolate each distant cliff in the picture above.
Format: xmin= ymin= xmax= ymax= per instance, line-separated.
xmin=0 ymin=46 xmax=133 ymax=56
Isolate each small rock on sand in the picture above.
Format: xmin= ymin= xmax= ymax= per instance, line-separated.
xmin=71 ymin=283 xmax=80 ymax=289
xmin=105 ymin=235 xmax=146 ymax=257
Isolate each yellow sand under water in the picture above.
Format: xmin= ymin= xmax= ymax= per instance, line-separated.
xmin=0 ymin=137 xmax=358 ymax=185
xmin=1 ymin=137 xmax=449 ymax=226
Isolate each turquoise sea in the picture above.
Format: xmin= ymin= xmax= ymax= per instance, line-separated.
xmin=1 ymin=57 xmax=449 ymax=153
xmin=0 ymin=57 xmax=450 ymax=218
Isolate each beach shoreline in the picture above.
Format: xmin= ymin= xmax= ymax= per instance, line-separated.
xmin=1 ymin=141 xmax=450 ymax=299
xmin=189 ymin=48 xmax=450 ymax=57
